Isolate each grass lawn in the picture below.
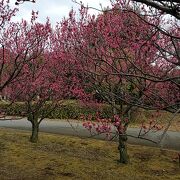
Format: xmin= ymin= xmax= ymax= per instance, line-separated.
xmin=0 ymin=128 xmax=179 ymax=180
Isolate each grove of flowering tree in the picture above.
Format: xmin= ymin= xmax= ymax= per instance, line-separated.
xmin=1 ymin=0 xmax=179 ymax=162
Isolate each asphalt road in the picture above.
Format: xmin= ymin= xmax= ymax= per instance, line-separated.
xmin=0 ymin=118 xmax=179 ymax=151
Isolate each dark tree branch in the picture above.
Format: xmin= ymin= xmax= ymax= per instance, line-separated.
xmin=132 ymin=0 xmax=180 ymax=19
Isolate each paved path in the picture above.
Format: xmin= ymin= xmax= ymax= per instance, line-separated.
xmin=0 ymin=118 xmax=179 ymax=151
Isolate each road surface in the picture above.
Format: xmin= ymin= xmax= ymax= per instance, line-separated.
xmin=0 ymin=118 xmax=179 ymax=151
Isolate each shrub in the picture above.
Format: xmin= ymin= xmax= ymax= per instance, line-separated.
xmin=0 ymin=101 xmax=113 ymax=120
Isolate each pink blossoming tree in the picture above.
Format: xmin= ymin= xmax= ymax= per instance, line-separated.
xmin=54 ymin=1 xmax=179 ymax=163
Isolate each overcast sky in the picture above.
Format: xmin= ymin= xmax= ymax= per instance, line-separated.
xmin=10 ymin=0 xmax=111 ymax=25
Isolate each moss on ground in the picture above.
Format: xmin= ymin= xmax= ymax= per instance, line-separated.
xmin=0 ymin=128 xmax=179 ymax=180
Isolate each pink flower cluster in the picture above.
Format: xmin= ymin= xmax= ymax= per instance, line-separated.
xmin=82 ymin=118 xmax=111 ymax=134
xmin=82 ymin=113 xmax=128 ymax=137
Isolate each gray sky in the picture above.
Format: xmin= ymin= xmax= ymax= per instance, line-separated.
xmin=10 ymin=0 xmax=111 ymax=25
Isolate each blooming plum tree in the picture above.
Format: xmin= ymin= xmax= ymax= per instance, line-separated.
xmin=0 ymin=11 xmax=61 ymax=142
xmin=8 ymin=52 xmax=64 ymax=142
xmin=5 ymin=18 xmax=87 ymax=142
xmin=55 ymin=3 xmax=179 ymax=163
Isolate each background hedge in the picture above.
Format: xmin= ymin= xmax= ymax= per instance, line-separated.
xmin=1 ymin=101 xmax=175 ymax=124
xmin=0 ymin=100 xmax=113 ymax=119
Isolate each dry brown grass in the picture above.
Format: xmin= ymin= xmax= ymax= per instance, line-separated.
xmin=0 ymin=128 xmax=179 ymax=180
xmin=129 ymin=110 xmax=180 ymax=132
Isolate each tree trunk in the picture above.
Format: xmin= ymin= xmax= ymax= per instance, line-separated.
xmin=30 ymin=121 xmax=39 ymax=143
xmin=118 ymin=134 xmax=129 ymax=164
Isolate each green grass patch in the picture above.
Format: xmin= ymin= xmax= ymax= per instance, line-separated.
xmin=0 ymin=128 xmax=179 ymax=180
